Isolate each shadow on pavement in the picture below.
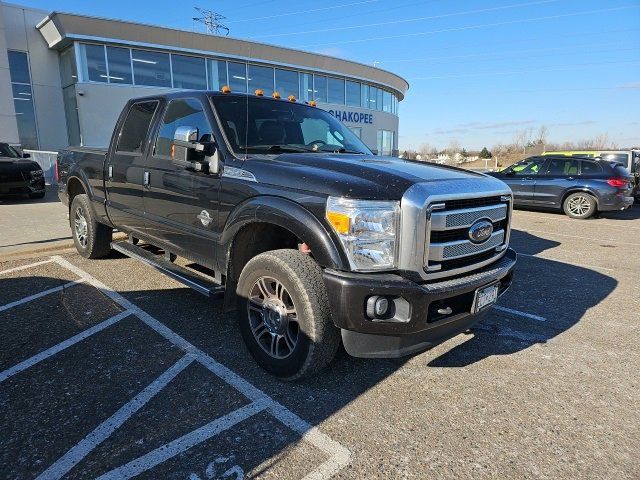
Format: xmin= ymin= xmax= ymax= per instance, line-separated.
xmin=0 ymin=186 xmax=60 ymax=205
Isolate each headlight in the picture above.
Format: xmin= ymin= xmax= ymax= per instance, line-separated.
xmin=30 ymin=169 xmax=43 ymax=178
xmin=326 ymin=196 xmax=399 ymax=271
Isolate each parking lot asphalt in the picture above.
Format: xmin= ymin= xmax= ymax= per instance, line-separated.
xmin=1 ymin=205 xmax=638 ymax=479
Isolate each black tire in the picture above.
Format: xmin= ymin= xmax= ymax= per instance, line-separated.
xmin=29 ymin=191 xmax=45 ymax=199
xmin=236 ymin=249 xmax=340 ymax=381
xmin=70 ymin=194 xmax=112 ymax=258
xmin=563 ymin=192 xmax=596 ymax=219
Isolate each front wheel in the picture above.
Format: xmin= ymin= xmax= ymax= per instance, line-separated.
xmin=70 ymin=194 xmax=112 ymax=258
xmin=236 ymin=249 xmax=340 ymax=381
xmin=563 ymin=192 xmax=596 ymax=219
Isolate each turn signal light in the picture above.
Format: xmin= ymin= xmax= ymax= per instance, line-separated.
xmin=272 ymin=91 xmax=281 ymax=99
xmin=326 ymin=211 xmax=350 ymax=234
xmin=221 ymin=85 xmax=231 ymax=94
xmin=607 ymin=178 xmax=628 ymax=188
xmin=254 ymin=89 xmax=264 ymax=96
xmin=288 ymin=95 xmax=296 ymax=102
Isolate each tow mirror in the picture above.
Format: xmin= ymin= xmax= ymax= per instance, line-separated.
xmin=172 ymin=126 xmax=221 ymax=175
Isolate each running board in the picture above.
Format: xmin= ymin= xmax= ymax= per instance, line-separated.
xmin=111 ymin=241 xmax=224 ymax=298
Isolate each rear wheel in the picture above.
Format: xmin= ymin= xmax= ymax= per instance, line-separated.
xmin=236 ymin=249 xmax=340 ymax=380
xmin=70 ymin=194 xmax=112 ymax=258
xmin=563 ymin=192 xmax=596 ymax=219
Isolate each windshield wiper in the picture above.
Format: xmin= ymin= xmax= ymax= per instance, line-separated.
xmin=317 ymin=146 xmax=366 ymax=154
xmin=238 ymin=144 xmax=315 ymax=153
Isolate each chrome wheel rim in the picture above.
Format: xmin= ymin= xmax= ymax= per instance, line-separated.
xmin=247 ymin=276 xmax=299 ymax=359
xmin=568 ymin=195 xmax=590 ymax=216
xmin=74 ymin=206 xmax=88 ymax=247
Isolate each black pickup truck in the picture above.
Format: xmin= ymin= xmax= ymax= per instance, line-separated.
xmin=0 ymin=142 xmax=45 ymax=199
xmin=58 ymin=91 xmax=516 ymax=380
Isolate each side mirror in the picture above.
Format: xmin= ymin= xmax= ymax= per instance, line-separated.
xmin=172 ymin=126 xmax=221 ymax=175
xmin=504 ymin=168 xmax=515 ymax=175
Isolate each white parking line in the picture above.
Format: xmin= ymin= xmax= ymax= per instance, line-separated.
xmin=36 ymin=355 xmax=194 ymax=480
xmin=0 ymin=259 xmax=55 ymax=275
xmin=0 ymin=310 xmax=131 ymax=384
xmin=50 ymin=256 xmax=351 ymax=479
xmin=96 ymin=401 xmax=269 ymax=480
xmin=0 ymin=279 xmax=84 ymax=313
xmin=493 ymin=305 xmax=546 ymax=322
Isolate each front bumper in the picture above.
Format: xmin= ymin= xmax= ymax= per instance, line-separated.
xmin=0 ymin=178 xmax=45 ymax=197
xmin=323 ymin=248 xmax=517 ymax=358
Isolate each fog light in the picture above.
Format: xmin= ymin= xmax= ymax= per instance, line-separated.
xmin=366 ymin=296 xmax=389 ymax=318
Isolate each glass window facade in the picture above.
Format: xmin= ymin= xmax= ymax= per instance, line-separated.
xmin=327 ymin=77 xmax=345 ymax=105
xmin=377 ymin=130 xmax=394 ymax=156
xmin=8 ymin=51 xmax=38 ymax=149
xmin=131 ymin=49 xmax=171 ymax=87
xmin=346 ymin=81 xmax=361 ymax=107
xmin=248 ymin=64 xmax=274 ymax=94
xmin=275 ymin=69 xmax=298 ymax=98
xmin=228 ymin=61 xmax=247 ymax=93
xmin=106 ymin=46 xmax=132 ymax=84
xmin=171 ymin=55 xmax=206 ymax=90
xmin=74 ymin=42 xmax=401 ymax=113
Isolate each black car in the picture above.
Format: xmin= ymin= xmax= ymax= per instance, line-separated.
xmin=488 ymin=155 xmax=634 ymax=219
xmin=0 ymin=143 xmax=45 ymax=199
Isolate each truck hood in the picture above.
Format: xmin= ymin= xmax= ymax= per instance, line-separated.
xmin=241 ymin=153 xmax=502 ymax=200
xmin=0 ymin=157 xmax=40 ymax=173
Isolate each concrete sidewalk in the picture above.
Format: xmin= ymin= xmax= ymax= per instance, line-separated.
xmin=0 ymin=186 xmax=72 ymax=257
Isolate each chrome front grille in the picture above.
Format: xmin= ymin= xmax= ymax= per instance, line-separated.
xmin=425 ymin=195 xmax=511 ymax=275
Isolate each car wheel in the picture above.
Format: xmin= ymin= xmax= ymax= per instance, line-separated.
xmin=563 ymin=192 xmax=596 ymax=219
xmin=70 ymin=194 xmax=112 ymax=258
xmin=236 ymin=249 xmax=340 ymax=381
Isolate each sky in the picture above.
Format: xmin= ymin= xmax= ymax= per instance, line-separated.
xmin=21 ymin=0 xmax=640 ymax=151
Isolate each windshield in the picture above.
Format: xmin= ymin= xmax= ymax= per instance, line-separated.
xmin=0 ymin=143 xmax=21 ymax=158
xmin=210 ymin=95 xmax=372 ymax=156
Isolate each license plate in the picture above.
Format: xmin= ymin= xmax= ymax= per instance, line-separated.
xmin=472 ymin=282 xmax=499 ymax=313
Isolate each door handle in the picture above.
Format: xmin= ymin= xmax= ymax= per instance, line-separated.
xmin=143 ymin=171 xmax=150 ymax=187
xmin=107 ymin=165 xmax=113 ymax=180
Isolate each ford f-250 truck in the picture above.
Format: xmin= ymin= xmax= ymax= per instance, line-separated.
xmin=58 ymin=90 xmax=516 ymax=380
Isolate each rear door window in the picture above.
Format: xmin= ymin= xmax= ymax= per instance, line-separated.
xmin=545 ymin=158 xmax=579 ymax=176
xmin=580 ymin=161 xmax=603 ymax=175
xmin=511 ymin=158 xmax=547 ymax=176
xmin=116 ymin=101 xmax=159 ymax=154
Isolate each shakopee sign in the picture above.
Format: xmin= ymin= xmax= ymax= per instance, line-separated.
xmin=327 ymin=110 xmax=374 ymax=124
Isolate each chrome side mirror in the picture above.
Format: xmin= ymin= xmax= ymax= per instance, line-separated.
xmin=172 ymin=126 xmax=199 ymax=163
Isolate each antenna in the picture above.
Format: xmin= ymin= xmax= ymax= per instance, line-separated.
xmin=193 ymin=7 xmax=229 ymax=36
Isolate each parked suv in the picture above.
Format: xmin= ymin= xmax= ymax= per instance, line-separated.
xmin=0 ymin=142 xmax=45 ymax=199
xmin=488 ymin=155 xmax=634 ymax=219
xmin=58 ymin=91 xmax=517 ymax=380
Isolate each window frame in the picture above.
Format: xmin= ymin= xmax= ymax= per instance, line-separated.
xmin=152 ymin=97 xmax=214 ymax=162
xmin=115 ymin=100 xmax=160 ymax=155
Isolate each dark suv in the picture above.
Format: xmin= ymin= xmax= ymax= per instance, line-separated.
xmin=488 ymin=155 xmax=634 ymax=219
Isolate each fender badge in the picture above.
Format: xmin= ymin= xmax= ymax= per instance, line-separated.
xmin=197 ymin=210 xmax=212 ymax=227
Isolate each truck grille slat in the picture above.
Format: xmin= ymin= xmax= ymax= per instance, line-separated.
xmin=425 ymin=195 xmax=511 ymax=275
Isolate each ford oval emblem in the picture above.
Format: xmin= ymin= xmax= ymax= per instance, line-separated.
xmin=468 ymin=219 xmax=493 ymax=244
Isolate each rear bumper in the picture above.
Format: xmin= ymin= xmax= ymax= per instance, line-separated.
xmin=599 ymin=194 xmax=634 ymax=211
xmin=323 ymin=248 xmax=517 ymax=358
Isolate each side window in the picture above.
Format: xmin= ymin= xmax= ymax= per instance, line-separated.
xmin=511 ymin=158 xmax=546 ymax=176
xmin=116 ymin=101 xmax=158 ymax=154
xmin=545 ymin=158 xmax=579 ymax=176
xmin=580 ymin=161 xmax=602 ymax=175
xmin=154 ymin=98 xmax=213 ymax=159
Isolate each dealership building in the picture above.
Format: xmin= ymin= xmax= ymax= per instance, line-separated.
xmin=1 ymin=2 xmax=408 ymax=158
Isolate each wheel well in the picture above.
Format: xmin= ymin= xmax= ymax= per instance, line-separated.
xmin=224 ymin=222 xmax=301 ymax=311
xmin=66 ymin=177 xmax=86 ymax=209
xmin=562 ymin=189 xmax=599 ymax=208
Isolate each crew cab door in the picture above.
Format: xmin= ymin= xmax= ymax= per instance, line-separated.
xmin=502 ymin=157 xmax=547 ymax=204
xmin=105 ymin=100 xmax=159 ymax=234
xmin=532 ymin=157 xmax=579 ymax=206
xmin=142 ymin=97 xmax=221 ymax=267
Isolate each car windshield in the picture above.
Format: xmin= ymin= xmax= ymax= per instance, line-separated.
xmin=0 ymin=143 xmax=22 ymax=158
xmin=210 ymin=95 xmax=372 ymax=156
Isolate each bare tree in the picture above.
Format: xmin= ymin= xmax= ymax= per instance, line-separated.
xmin=535 ymin=125 xmax=548 ymax=147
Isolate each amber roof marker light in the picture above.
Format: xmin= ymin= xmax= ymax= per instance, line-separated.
xmin=221 ymin=85 xmax=231 ymax=94
xmin=309 ymin=100 xmax=317 ymax=107
xmin=288 ymin=95 xmax=296 ymax=102
xmin=272 ymin=91 xmax=281 ymax=99
xmin=254 ymin=89 xmax=264 ymax=96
